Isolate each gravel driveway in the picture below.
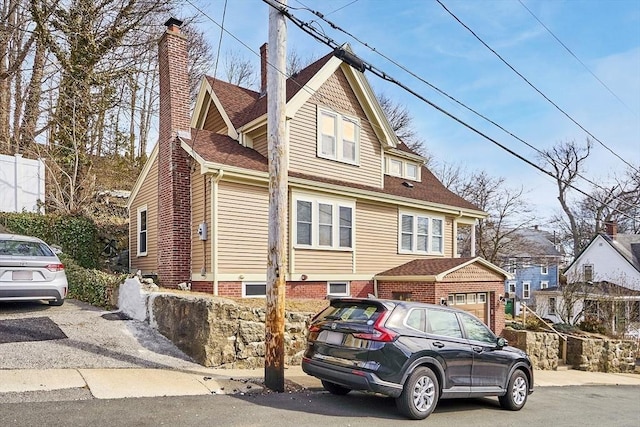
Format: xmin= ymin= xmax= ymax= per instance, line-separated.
xmin=0 ymin=299 xmax=202 ymax=370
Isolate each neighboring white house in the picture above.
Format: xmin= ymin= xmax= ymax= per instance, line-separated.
xmin=534 ymin=222 xmax=640 ymax=335
xmin=563 ymin=223 xmax=640 ymax=291
xmin=0 ymin=154 xmax=45 ymax=213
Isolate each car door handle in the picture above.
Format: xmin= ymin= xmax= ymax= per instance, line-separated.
xmin=472 ymin=346 xmax=483 ymax=353
xmin=433 ymin=342 xmax=445 ymax=348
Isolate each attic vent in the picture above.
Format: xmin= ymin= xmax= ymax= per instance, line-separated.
xmin=402 ymin=181 xmax=414 ymax=188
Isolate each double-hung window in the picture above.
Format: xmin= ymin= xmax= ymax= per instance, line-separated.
xmin=137 ymin=205 xmax=148 ymax=256
xmin=295 ymin=196 xmax=354 ymax=250
xmin=583 ymin=264 xmax=593 ymax=282
xmin=399 ymin=212 xmax=444 ymax=255
xmin=523 ymin=281 xmax=530 ymax=299
xmin=317 ymin=108 xmax=359 ymax=165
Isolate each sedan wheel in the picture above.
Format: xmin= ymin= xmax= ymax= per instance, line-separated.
xmin=499 ymin=370 xmax=528 ymax=410
xmin=396 ymin=367 xmax=439 ymax=420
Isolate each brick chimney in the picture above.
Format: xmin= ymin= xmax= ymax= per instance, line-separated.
xmin=260 ymin=43 xmax=268 ymax=95
xmin=157 ymin=18 xmax=191 ymax=287
xmin=605 ymin=221 xmax=618 ymax=240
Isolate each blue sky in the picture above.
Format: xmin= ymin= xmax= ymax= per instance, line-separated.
xmin=186 ymin=0 xmax=640 ymax=222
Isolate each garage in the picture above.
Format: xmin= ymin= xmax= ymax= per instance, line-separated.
xmin=374 ymin=257 xmax=510 ymax=335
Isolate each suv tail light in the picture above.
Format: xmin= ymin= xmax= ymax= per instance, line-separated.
xmin=352 ymin=310 xmax=397 ymax=342
xmin=46 ymin=263 xmax=65 ymax=272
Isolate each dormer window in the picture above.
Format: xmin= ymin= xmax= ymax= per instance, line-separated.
xmin=386 ymin=156 xmax=420 ymax=181
xmin=317 ymin=107 xmax=359 ymax=165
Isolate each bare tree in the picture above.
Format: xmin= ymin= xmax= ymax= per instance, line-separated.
xmin=377 ymin=92 xmax=427 ymax=157
xmin=223 ymin=49 xmax=257 ymax=89
xmin=539 ymin=139 xmax=592 ymax=257
xmin=433 ymin=164 xmax=535 ymax=263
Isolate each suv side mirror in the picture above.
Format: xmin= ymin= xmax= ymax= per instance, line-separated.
xmin=497 ymin=337 xmax=508 ymax=348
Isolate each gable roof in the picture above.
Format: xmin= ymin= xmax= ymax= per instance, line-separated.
xmin=375 ymin=257 xmax=511 ymax=281
xmin=564 ymin=233 xmax=640 ymax=275
xmin=205 ymin=51 xmax=334 ymax=130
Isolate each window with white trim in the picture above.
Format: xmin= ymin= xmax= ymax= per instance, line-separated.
xmin=399 ymin=212 xmax=444 ymax=255
xmin=243 ymin=282 xmax=266 ymax=298
xmin=386 ymin=157 xmax=420 ymax=181
xmin=389 ymin=159 xmax=402 ymax=176
xmin=327 ymin=281 xmax=350 ymax=296
xmin=294 ymin=196 xmax=354 ymax=250
xmin=317 ymin=108 xmax=359 ymax=165
xmin=523 ymin=282 xmax=530 ymax=299
xmin=541 ymin=263 xmax=549 ymax=275
xmin=540 ymin=280 xmax=549 ymax=289
xmin=137 ymin=205 xmax=148 ymax=256
xmin=508 ymin=281 xmax=516 ymax=295
xmin=406 ymin=163 xmax=418 ymax=180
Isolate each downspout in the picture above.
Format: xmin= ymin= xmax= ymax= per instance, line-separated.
xmin=374 ymin=278 xmax=378 ymax=298
xmin=210 ymin=170 xmax=224 ymax=295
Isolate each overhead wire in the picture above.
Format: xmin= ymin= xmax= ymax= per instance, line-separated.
xmin=260 ymin=0 xmax=639 ymax=221
xmin=288 ymin=0 xmax=640 ymax=211
xmin=434 ymin=0 xmax=639 ymax=175
xmin=517 ymin=0 xmax=638 ymax=119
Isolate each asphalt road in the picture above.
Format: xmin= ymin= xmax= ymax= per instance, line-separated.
xmin=1 ymin=385 xmax=639 ymax=427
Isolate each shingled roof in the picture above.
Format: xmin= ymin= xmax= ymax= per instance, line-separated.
xmin=205 ymin=51 xmax=333 ymax=129
xmin=189 ymin=49 xmax=481 ymax=213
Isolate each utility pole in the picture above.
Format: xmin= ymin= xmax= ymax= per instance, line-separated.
xmin=264 ymin=0 xmax=287 ymax=392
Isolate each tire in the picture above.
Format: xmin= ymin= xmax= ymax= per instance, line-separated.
xmin=321 ymin=380 xmax=351 ymax=395
xmin=499 ymin=370 xmax=529 ymax=411
xmin=49 ymin=298 xmax=64 ymax=306
xmin=396 ymin=367 xmax=439 ymax=420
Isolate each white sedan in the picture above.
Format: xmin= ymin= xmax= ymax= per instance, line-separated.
xmin=0 ymin=233 xmax=68 ymax=306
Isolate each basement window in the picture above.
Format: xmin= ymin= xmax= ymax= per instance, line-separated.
xmin=243 ymin=282 xmax=266 ymax=298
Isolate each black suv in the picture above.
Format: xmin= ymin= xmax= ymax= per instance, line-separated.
xmin=302 ymin=297 xmax=533 ymax=420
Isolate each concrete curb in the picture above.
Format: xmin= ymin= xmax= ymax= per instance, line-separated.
xmin=1 ymin=367 xmax=639 ymax=400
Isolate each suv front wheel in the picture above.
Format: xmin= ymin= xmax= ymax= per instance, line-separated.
xmin=396 ymin=367 xmax=439 ymax=420
xmin=499 ymin=369 xmax=528 ymax=410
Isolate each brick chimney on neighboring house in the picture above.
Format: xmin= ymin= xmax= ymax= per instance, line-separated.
xmin=157 ymin=18 xmax=191 ymax=287
xmin=605 ymin=221 xmax=618 ymax=240
xmin=260 ymin=43 xmax=268 ymax=95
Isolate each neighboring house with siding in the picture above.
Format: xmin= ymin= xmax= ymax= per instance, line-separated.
xmin=127 ymin=19 xmax=511 ymax=333
xmin=500 ymin=226 xmax=564 ymax=315
xmin=534 ymin=222 xmax=640 ymax=335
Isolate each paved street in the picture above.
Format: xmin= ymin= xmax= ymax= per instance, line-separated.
xmin=1 ymin=385 xmax=639 ymax=427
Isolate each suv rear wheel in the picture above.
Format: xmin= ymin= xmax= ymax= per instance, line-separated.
xmin=396 ymin=367 xmax=439 ymax=420
xmin=321 ymin=380 xmax=351 ymax=395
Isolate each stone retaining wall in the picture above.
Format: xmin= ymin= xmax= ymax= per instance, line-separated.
xmin=502 ymin=329 xmax=559 ymax=370
xmin=503 ymin=328 xmax=639 ymax=373
xmin=120 ymin=279 xmax=640 ymax=371
xmin=119 ymin=278 xmax=313 ymax=368
xmin=567 ymin=336 xmax=637 ymax=373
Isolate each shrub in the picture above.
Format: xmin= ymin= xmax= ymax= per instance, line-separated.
xmin=0 ymin=212 xmax=100 ymax=269
xmin=61 ymin=254 xmax=125 ymax=309
xmin=578 ymin=316 xmax=608 ymax=335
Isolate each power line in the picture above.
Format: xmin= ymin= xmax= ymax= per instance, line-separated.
xmin=260 ymin=0 xmax=638 ymax=221
xmin=434 ymin=0 xmax=639 ymax=175
xmin=288 ymin=1 xmax=640 ymax=211
xmin=518 ymin=0 xmax=638 ymax=119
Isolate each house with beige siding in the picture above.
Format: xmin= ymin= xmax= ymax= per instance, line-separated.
xmin=127 ymin=19 xmax=511 ymax=333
